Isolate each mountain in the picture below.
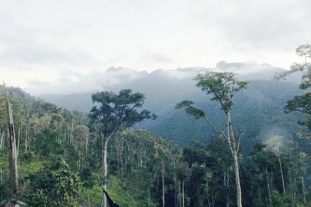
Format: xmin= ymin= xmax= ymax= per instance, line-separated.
xmin=38 ymin=61 xmax=301 ymax=110
xmin=35 ymin=61 xmax=304 ymax=150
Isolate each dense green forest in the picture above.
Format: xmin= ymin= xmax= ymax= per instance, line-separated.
xmin=0 ymin=46 xmax=311 ymax=207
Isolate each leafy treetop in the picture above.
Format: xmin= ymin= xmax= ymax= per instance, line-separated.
xmin=274 ymin=44 xmax=311 ymax=90
xmin=176 ymin=72 xmax=248 ymax=114
xmin=89 ymin=89 xmax=157 ymax=137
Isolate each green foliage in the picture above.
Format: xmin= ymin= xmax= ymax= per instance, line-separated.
xmin=175 ymin=100 xmax=206 ymax=119
xmin=182 ymin=139 xmax=236 ymax=206
xmin=274 ymin=44 xmax=311 ymax=89
xmin=274 ymin=44 xmax=311 ymax=150
xmin=296 ymin=44 xmax=311 ymax=58
xmin=269 ymin=190 xmax=291 ymax=207
xmin=284 ymin=92 xmax=311 ymax=131
xmin=1 ymin=79 xmax=311 ymax=206
xmin=19 ymin=151 xmax=35 ymax=164
xmin=22 ymin=158 xmax=81 ymax=207
xmin=195 ymin=72 xmax=249 ymax=112
xmin=78 ymin=168 xmax=95 ymax=191
xmin=90 ymin=89 xmax=157 ymax=137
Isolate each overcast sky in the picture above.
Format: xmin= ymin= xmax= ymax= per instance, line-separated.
xmin=0 ymin=0 xmax=310 ymax=95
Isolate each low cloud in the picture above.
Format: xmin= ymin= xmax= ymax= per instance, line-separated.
xmin=27 ymin=78 xmax=51 ymax=87
xmin=140 ymin=47 xmax=172 ymax=65
xmin=0 ymin=43 xmax=95 ymax=66
xmin=25 ymin=61 xmax=290 ymax=95
xmin=26 ymin=67 xmax=146 ymax=95
xmin=185 ymin=0 xmax=310 ymax=50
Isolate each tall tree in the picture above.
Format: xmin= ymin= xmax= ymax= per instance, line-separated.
xmin=73 ymin=124 xmax=90 ymax=169
xmin=274 ymin=45 xmax=311 ymax=142
xmin=274 ymin=44 xmax=311 ymax=90
xmin=89 ymin=89 xmax=156 ymax=207
xmin=3 ymin=83 xmax=19 ymax=198
xmin=265 ymin=136 xmax=286 ymax=195
xmin=175 ymin=72 xmax=249 ymax=207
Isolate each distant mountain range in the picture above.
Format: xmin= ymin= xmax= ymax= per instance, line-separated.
xmin=36 ymin=61 xmax=305 ymax=150
xmin=37 ymin=61 xmax=302 ymax=109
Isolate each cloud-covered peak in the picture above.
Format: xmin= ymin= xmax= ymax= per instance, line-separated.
xmin=23 ymin=61 xmax=299 ymax=96
xmin=216 ymin=61 xmax=245 ymax=70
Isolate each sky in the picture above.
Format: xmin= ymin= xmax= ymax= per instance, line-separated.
xmin=0 ymin=0 xmax=310 ymax=95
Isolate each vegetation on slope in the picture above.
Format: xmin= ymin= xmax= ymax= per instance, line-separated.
xmin=0 ymin=47 xmax=311 ymax=207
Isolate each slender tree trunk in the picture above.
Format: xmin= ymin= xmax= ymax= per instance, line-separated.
xmin=17 ymin=125 xmax=21 ymax=158
xmin=0 ymin=131 xmax=4 ymax=150
xmin=265 ymin=168 xmax=271 ymax=205
xmin=0 ymin=168 xmax=2 ymax=201
xmin=233 ymin=151 xmax=242 ymax=207
xmin=156 ymin=172 xmax=160 ymax=195
xmin=102 ymin=137 xmax=109 ymax=207
xmin=5 ymin=90 xmax=18 ymax=198
xmin=84 ymin=135 xmax=88 ymax=169
xmin=227 ymin=111 xmax=242 ymax=207
xmin=174 ymin=169 xmax=177 ymax=207
xmin=288 ymin=170 xmax=294 ymax=207
xmin=182 ymin=179 xmax=185 ymax=207
xmin=301 ymin=176 xmax=306 ymax=204
xmin=77 ymin=159 xmax=80 ymax=172
xmin=25 ymin=129 xmax=28 ymax=152
xmin=178 ymin=181 xmax=181 ymax=207
xmin=162 ymin=173 xmax=165 ymax=207
xmin=70 ymin=121 xmax=74 ymax=143
xmin=278 ymin=155 xmax=286 ymax=194
xmin=147 ymin=188 xmax=150 ymax=207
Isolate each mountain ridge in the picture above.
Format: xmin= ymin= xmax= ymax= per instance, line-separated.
xmin=32 ymin=61 xmax=305 ymax=151
xmin=29 ymin=61 xmax=301 ymax=97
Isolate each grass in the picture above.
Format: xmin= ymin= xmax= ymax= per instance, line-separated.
xmin=81 ymin=173 xmax=151 ymax=207
xmin=0 ymin=150 xmax=154 ymax=207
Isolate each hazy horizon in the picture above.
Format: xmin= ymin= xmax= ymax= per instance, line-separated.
xmin=1 ymin=0 xmax=310 ymax=95
xmin=20 ymin=61 xmax=300 ymax=96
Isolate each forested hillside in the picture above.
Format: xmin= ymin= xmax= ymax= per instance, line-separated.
xmin=38 ymin=63 xmax=304 ymax=149
xmin=0 ymin=60 xmax=311 ymax=206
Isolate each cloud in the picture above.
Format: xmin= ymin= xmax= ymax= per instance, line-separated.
xmin=139 ymin=47 xmax=172 ymax=65
xmin=0 ymin=43 xmax=95 ymax=66
xmin=26 ymin=67 xmax=146 ymax=95
xmin=184 ymin=0 xmax=310 ymax=50
xmin=0 ymin=0 xmax=309 ymax=94
xmin=27 ymin=78 xmax=51 ymax=87
xmin=0 ymin=24 xmax=96 ymax=67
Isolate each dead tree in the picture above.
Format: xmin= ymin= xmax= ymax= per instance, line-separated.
xmin=3 ymin=83 xmax=18 ymax=198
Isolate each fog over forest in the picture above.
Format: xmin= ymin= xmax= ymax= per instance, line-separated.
xmin=0 ymin=0 xmax=310 ymax=206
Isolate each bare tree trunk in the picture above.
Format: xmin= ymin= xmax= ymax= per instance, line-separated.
xmin=147 ymin=188 xmax=150 ymax=207
xmin=178 ymin=181 xmax=181 ymax=207
xmin=278 ymin=155 xmax=286 ymax=194
xmin=84 ymin=135 xmax=88 ymax=169
xmin=17 ymin=125 xmax=21 ymax=158
xmin=288 ymin=170 xmax=294 ymax=207
xmin=227 ymin=111 xmax=242 ymax=207
xmin=233 ymin=152 xmax=242 ymax=207
xmin=70 ymin=121 xmax=74 ymax=143
xmin=162 ymin=173 xmax=165 ymax=207
xmin=4 ymin=85 xmax=18 ymax=198
xmin=0 ymin=168 xmax=2 ymax=201
xmin=301 ymin=176 xmax=306 ymax=204
xmin=77 ymin=159 xmax=80 ymax=172
xmin=174 ymin=171 xmax=177 ymax=207
xmin=102 ymin=137 xmax=109 ymax=207
xmin=182 ymin=179 xmax=185 ymax=207
xmin=25 ymin=129 xmax=28 ymax=152
xmin=266 ymin=168 xmax=271 ymax=205
xmin=0 ymin=131 xmax=4 ymax=150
